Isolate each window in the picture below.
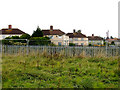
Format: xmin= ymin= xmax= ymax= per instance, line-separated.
xmin=75 ymin=43 xmax=78 ymax=45
xmin=97 ymin=43 xmax=101 ymax=45
xmin=81 ymin=38 xmax=84 ymax=41
xmin=69 ymin=38 xmax=72 ymax=41
xmin=58 ymin=35 xmax=62 ymax=38
xmin=58 ymin=42 xmax=62 ymax=46
xmin=48 ymin=35 xmax=53 ymax=39
xmin=2 ymin=35 xmax=6 ymax=39
xmin=64 ymin=40 xmax=69 ymax=45
xmin=74 ymin=38 xmax=78 ymax=41
xmin=81 ymin=43 xmax=84 ymax=46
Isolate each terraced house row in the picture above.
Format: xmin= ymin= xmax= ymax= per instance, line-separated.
xmin=0 ymin=25 xmax=109 ymax=46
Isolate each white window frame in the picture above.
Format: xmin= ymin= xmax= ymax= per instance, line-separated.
xmin=2 ymin=35 xmax=6 ymax=39
xmin=58 ymin=42 xmax=62 ymax=46
xmin=58 ymin=35 xmax=62 ymax=38
xmin=49 ymin=35 xmax=54 ymax=39
xmin=81 ymin=38 xmax=84 ymax=41
xmin=75 ymin=43 xmax=78 ymax=45
xmin=74 ymin=38 xmax=78 ymax=41
xmin=81 ymin=43 xmax=84 ymax=46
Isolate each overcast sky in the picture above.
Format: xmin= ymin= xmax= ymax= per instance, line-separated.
xmin=0 ymin=0 xmax=119 ymax=38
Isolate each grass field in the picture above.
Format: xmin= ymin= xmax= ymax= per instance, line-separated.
xmin=2 ymin=53 xmax=119 ymax=88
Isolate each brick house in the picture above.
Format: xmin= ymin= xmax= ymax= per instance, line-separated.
xmin=66 ymin=30 xmax=88 ymax=46
xmin=0 ymin=25 xmax=26 ymax=40
xmin=88 ymin=34 xmax=104 ymax=45
xmin=42 ymin=26 xmax=69 ymax=45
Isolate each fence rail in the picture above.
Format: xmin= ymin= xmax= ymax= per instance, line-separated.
xmin=2 ymin=45 xmax=119 ymax=57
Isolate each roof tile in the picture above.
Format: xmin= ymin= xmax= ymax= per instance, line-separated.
xmin=0 ymin=28 xmax=26 ymax=35
xmin=88 ymin=36 xmax=103 ymax=40
xmin=42 ymin=29 xmax=65 ymax=35
xmin=66 ymin=32 xmax=87 ymax=38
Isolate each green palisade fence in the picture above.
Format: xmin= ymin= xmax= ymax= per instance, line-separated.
xmin=2 ymin=45 xmax=119 ymax=57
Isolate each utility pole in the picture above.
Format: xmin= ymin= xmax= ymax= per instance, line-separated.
xmin=106 ymin=40 xmax=108 ymax=56
xmin=106 ymin=30 xmax=109 ymax=56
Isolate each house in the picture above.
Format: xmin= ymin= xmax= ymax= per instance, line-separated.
xmin=87 ymin=34 xmax=104 ymax=46
xmin=0 ymin=25 xmax=26 ymax=39
xmin=42 ymin=25 xmax=69 ymax=45
xmin=106 ymin=38 xmax=118 ymax=44
xmin=105 ymin=38 xmax=120 ymax=46
xmin=66 ymin=30 xmax=88 ymax=46
xmin=114 ymin=39 xmax=120 ymax=46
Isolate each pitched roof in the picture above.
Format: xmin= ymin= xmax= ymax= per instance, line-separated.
xmin=107 ymin=38 xmax=120 ymax=42
xmin=88 ymin=36 xmax=103 ymax=40
xmin=66 ymin=32 xmax=87 ymax=38
xmin=66 ymin=33 xmax=73 ymax=36
xmin=114 ymin=39 xmax=120 ymax=42
xmin=116 ymin=39 xmax=120 ymax=42
xmin=106 ymin=39 xmax=115 ymax=42
xmin=42 ymin=29 xmax=65 ymax=35
xmin=0 ymin=28 xmax=26 ymax=35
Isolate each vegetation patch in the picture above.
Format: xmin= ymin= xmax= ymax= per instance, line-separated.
xmin=2 ymin=54 xmax=119 ymax=88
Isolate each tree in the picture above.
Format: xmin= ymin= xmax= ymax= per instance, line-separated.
xmin=111 ymin=41 xmax=115 ymax=45
xmin=19 ymin=34 xmax=30 ymax=43
xmin=2 ymin=37 xmax=12 ymax=45
xmin=104 ymin=42 xmax=106 ymax=45
xmin=69 ymin=43 xmax=75 ymax=46
xmin=5 ymin=37 xmax=11 ymax=39
xmin=32 ymin=26 xmax=43 ymax=37
xmin=77 ymin=30 xmax=81 ymax=33
xmin=11 ymin=36 xmax=19 ymax=39
xmin=20 ymin=34 xmax=31 ymax=39
xmin=89 ymin=43 xmax=92 ymax=46
xmin=110 ymin=36 xmax=114 ymax=39
xmin=106 ymin=37 xmax=109 ymax=39
xmin=2 ymin=36 xmax=20 ymax=45
xmin=11 ymin=36 xmax=20 ymax=42
xmin=29 ymin=37 xmax=51 ymax=45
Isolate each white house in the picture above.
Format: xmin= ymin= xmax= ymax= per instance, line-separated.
xmin=0 ymin=25 xmax=26 ymax=40
xmin=88 ymin=34 xmax=104 ymax=45
xmin=66 ymin=30 xmax=88 ymax=46
xmin=42 ymin=25 xmax=69 ymax=46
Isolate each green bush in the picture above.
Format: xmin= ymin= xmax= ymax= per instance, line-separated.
xmin=29 ymin=37 xmax=51 ymax=45
xmin=69 ymin=43 xmax=75 ymax=46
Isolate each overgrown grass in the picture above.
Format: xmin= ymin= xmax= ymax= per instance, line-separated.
xmin=2 ymin=52 xmax=119 ymax=88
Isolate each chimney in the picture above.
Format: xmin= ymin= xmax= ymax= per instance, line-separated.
xmin=50 ymin=25 xmax=53 ymax=30
xmin=8 ymin=25 xmax=12 ymax=29
xmin=92 ymin=34 xmax=94 ymax=36
xmin=73 ymin=29 xmax=76 ymax=33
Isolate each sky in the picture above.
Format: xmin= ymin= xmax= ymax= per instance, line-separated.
xmin=0 ymin=0 xmax=119 ymax=38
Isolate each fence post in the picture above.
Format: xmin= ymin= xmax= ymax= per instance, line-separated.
xmin=26 ymin=39 xmax=29 ymax=56
xmin=106 ymin=41 xmax=108 ymax=56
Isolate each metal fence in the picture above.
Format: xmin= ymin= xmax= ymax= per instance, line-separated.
xmin=2 ymin=45 xmax=119 ymax=57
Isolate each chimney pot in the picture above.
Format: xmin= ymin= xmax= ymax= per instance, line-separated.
xmin=50 ymin=25 xmax=53 ymax=30
xmin=73 ymin=29 xmax=76 ymax=33
xmin=92 ymin=34 xmax=94 ymax=36
xmin=8 ymin=25 xmax=12 ymax=29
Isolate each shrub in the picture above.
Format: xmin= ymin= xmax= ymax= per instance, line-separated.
xmin=69 ymin=43 xmax=75 ymax=46
xmin=29 ymin=37 xmax=51 ymax=45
